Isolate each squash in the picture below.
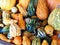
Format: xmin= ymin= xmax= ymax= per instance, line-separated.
xmin=18 ymin=14 xmax=25 ymax=30
xmin=2 ymin=25 xmax=9 ymax=34
xmin=36 ymin=0 xmax=49 ymax=20
xmin=46 ymin=0 xmax=60 ymax=11
xmin=0 ymin=0 xmax=16 ymax=10
xmin=13 ymin=36 xmax=22 ymax=45
xmin=42 ymin=40 xmax=49 ymax=45
xmin=27 ymin=0 xmax=35 ymax=16
xmin=37 ymin=28 xmax=46 ymax=38
xmin=9 ymin=22 xmax=21 ymax=38
xmin=51 ymin=39 xmax=57 ymax=45
xmin=11 ymin=13 xmax=19 ymax=20
xmin=44 ymin=25 xmax=54 ymax=36
xmin=48 ymin=8 xmax=60 ymax=31
xmin=23 ymin=36 xmax=31 ymax=45
xmin=32 ymin=37 xmax=41 ymax=45
xmin=19 ymin=0 xmax=30 ymax=9
xmin=0 ymin=34 xmax=11 ymax=42
xmin=17 ymin=4 xmax=28 ymax=16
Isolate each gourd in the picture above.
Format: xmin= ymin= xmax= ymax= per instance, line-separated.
xmin=32 ymin=37 xmax=41 ymax=45
xmin=27 ymin=0 xmax=35 ymax=16
xmin=18 ymin=14 xmax=25 ymax=30
xmin=51 ymin=39 xmax=57 ymax=45
xmin=37 ymin=28 xmax=46 ymax=38
xmin=19 ymin=0 xmax=30 ymax=9
xmin=2 ymin=11 xmax=11 ymax=25
xmin=26 ymin=18 xmax=36 ymax=33
xmin=23 ymin=36 xmax=31 ymax=45
xmin=2 ymin=25 xmax=9 ymax=34
xmin=42 ymin=40 xmax=49 ymax=45
xmin=44 ymin=25 xmax=54 ymax=36
xmin=48 ymin=8 xmax=60 ymax=31
xmin=0 ymin=0 xmax=16 ymax=10
xmin=0 ymin=34 xmax=11 ymax=42
xmin=36 ymin=0 xmax=49 ymax=20
xmin=9 ymin=22 xmax=21 ymax=38
xmin=13 ymin=36 xmax=22 ymax=45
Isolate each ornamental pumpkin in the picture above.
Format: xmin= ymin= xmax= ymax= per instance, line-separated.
xmin=0 ymin=0 xmax=16 ymax=10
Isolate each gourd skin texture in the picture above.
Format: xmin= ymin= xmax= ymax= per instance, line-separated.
xmin=48 ymin=8 xmax=60 ymax=31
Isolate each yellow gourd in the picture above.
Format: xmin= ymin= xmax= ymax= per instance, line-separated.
xmin=0 ymin=0 xmax=16 ymax=10
xmin=42 ymin=40 xmax=49 ymax=45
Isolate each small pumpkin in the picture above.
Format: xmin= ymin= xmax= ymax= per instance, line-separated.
xmin=32 ymin=37 xmax=41 ymax=45
xmin=13 ymin=36 xmax=22 ymax=45
xmin=23 ymin=36 xmax=31 ymax=45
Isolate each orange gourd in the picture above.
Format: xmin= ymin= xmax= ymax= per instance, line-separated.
xmin=36 ymin=0 xmax=49 ymax=20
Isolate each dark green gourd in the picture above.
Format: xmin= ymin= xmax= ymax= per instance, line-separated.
xmin=27 ymin=0 xmax=35 ymax=16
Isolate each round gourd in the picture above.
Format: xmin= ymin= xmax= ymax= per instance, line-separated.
xmin=0 ymin=0 xmax=16 ymax=10
xmin=48 ymin=8 xmax=60 ymax=31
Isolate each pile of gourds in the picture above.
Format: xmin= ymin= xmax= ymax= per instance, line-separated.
xmin=0 ymin=0 xmax=60 ymax=45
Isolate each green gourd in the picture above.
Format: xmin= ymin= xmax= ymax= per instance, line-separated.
xmin=48 ymin=8 xmax=60 ymax=31
xmin=32 ymin=37 xmax=41 ymax=45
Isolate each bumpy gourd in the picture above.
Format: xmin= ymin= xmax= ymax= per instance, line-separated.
xmin=48 ymin=8 xmax=60 ymax=31
xmin=9 ymin=21 xmax=21 ymax=38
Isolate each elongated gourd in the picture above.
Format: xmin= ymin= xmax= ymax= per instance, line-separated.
xmin=36 ymin=0 xmax=49 ymax=20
